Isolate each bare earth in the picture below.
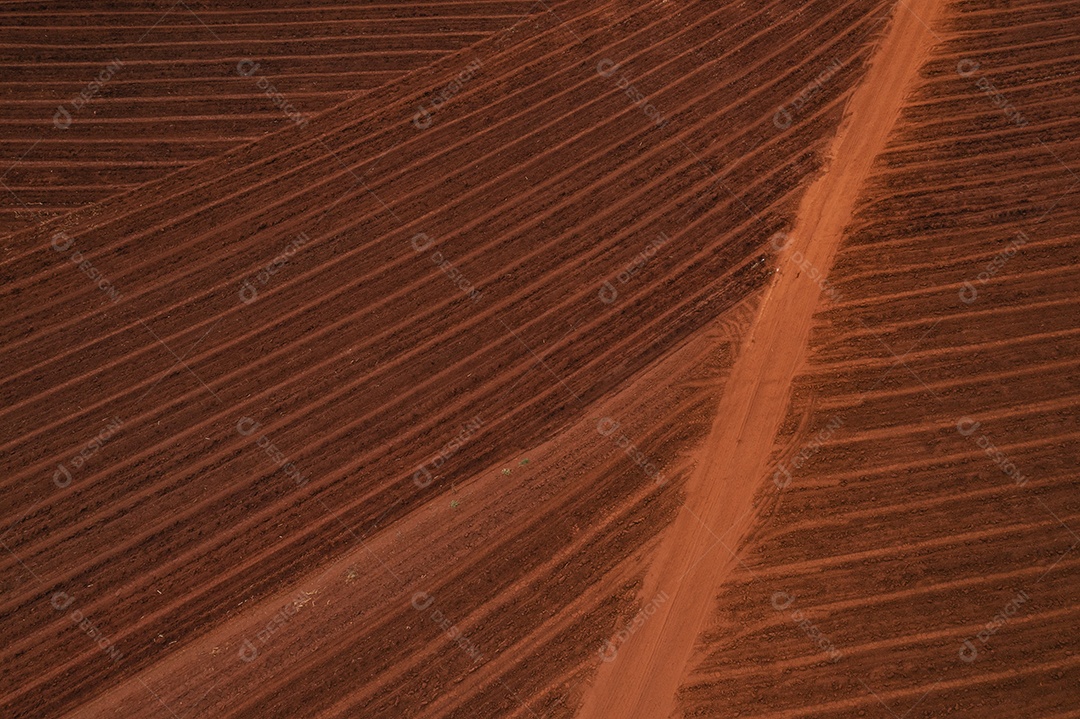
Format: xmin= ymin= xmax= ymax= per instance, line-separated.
xmin=580 ymin=0 xmax=945 ymax=715
xmin=1 ymin=0 xmax=1076 ymax=716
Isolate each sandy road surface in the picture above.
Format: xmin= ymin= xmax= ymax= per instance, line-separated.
xmin=577 ymin=0 xmax=946 ymax=715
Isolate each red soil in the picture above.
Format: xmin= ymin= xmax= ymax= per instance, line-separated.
xmin=1 ymin=0 xmax=1076 ymax=716
xmin=0 ymin=0 xmax=531 ymax=232
xmin=677 ymin=0 xmax=1080 ymax=716
xmin=580 ymin=1 xmax=944 ymax=714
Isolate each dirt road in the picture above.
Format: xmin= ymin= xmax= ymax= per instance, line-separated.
xmin=577 ymin=0 xmax=946 ymax=715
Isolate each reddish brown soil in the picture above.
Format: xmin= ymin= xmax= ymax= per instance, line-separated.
xmin=580 ymin=1 xmax=943 ymax=714
xmin=0 ymin=0 xmax=531 ymax=232
xmin=676 ymin=0 xmax=1080 ymax=716
xmin=2 ymin=0 xmax=1076 ymax=716
xmin=0 ymin=0 xmax=882 ymax=714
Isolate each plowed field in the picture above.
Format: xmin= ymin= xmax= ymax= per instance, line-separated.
xmin=1 ymin=0 xmax=1075 ymax=717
